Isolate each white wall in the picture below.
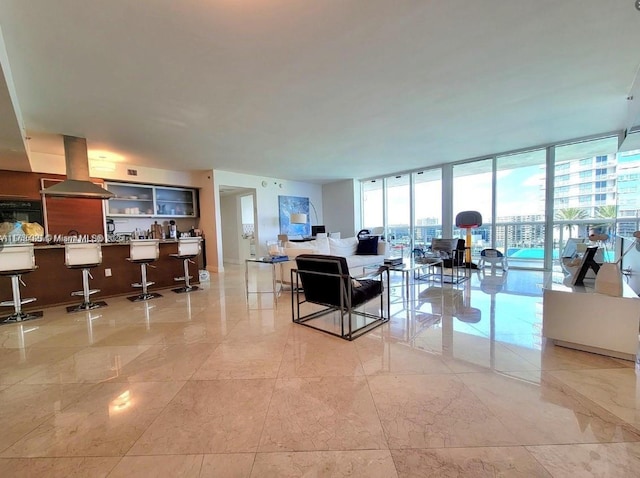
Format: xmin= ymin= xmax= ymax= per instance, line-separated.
xmin=322 ymin=179 xmax=357 ymax=238
xmin=212 ymin=171 xmax=323 ymax=269
xmin=220 ymin=194 xmax=241 ymax=264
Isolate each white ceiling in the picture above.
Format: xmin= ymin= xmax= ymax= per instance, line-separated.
xmin=0 ymin=0 xmax=639 ymax=183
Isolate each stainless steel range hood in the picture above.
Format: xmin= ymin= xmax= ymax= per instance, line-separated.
xmin=40 ymin=135 xmax=115 ymax=199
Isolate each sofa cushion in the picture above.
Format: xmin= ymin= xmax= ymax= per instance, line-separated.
xmin=356 ymin=236 xmax=379 ymax=255
xmin=329 ymin=236 xmax=358 ymax=257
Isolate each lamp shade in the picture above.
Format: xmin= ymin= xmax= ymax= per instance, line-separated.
xmin=291 ymin=213 xmax=307 ymax=224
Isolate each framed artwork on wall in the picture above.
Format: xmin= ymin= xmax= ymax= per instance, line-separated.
xmin=278 ymin=195 xmax=310 ymax=236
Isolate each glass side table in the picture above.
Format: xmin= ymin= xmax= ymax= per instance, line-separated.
xmin=245 ymin=257 xmax=291 ymax=307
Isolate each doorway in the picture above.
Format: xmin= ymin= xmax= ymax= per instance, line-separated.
xmin=219 ymin=186 xmax=257 ymax=265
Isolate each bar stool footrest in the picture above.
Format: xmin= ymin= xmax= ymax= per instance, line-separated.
xmin=174 ymin=276 xmax=193 ymax=282
xmin=71 ymin=289 xmax=100 ymax=297
xmin=1 ymin=297 xmax=37 ymax=307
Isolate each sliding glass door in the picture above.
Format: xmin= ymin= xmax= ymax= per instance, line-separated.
xmin=452 ymin=159 xmax=493 ymax=262
xmin=413 ymin=169 xmax=442 ymax=251
xmin=495 ymin=149 xmax=546 ymax=269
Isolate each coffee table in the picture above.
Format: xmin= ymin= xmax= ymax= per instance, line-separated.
xmin=386 ymin=258 xmax=443 ymax=291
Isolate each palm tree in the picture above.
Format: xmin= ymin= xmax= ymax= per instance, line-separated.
xmin=592 ymin=204 xmax=617 ymax=237
xmin=555 ymin=207 xmax=588 ymax=238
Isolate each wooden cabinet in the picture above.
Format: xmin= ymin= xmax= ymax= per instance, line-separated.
xmin=105 ymin=182 xmax=197 ymax=218
xmin=41 ymin=179 xmax=106 ymax=237
xmin=0 ymin=170 xmax=44 ymax=200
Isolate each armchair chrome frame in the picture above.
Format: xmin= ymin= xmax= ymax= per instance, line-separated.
xmin=430 ymin=238 xmax=468 ymax=284
xmin=291 ymin=254 xmax=390 ymax=341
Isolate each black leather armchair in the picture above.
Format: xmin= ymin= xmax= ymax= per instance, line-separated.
xmin=291 ymin=254 xmax=390 ymax=340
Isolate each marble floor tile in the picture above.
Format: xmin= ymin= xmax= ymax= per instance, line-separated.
xmin=278 ymin=328 xmax=365 ymax=377
xmin=0 ymin=322 xmax=63 ymax=348
xmin=547 ymin=368 xmax=640 ymax=429
xmin=0 ymin=346 xmax=81 ymax=386
xmin=438 ymin=331 xmax=541 ymax=373
xmin=128 ymin=379 xmax=275 ymax=454
xmin=90 ymin=322 xmax=189 ymax=346
xmin=515 ymin=340 xmax=631 ymax=371
xmin=0 ymin=457 xmax=119 ymax=477
xmin=355 ymin=334 xmax=453 ymax=375
xmin=367 ymin=374 xmax=518 ymax=449
xmin=527 ymin=442 xmax=640 ymax=477
xmin=223 ymin=316 xmax=291 ymax=344
xmin=0 ymin=383 xmax=96 ymax=453
xmin=200 ymin=453 xmax=255 ymax=477
xmin=158 ymin=319 xmax=237 ymax=344
xmin=22 ymin=345 xmax=151 ymax=384
xmin=251 ymin=450 xmax=398 ymax=477
xmin=2 ymin=381 xmax=184 ymax=457
xmin=108 ymin=343 xmax=214 ymax=382
xmin=391 ymin=446 xmax=552 ymax=477
xmin=2 ymin=267 xmax=639 ymax=475
xmin=459 ymin=371 xmax=640 ymax=444
xmin=107 ymin=454 xmax=204 ymax=477
xmin=259 ymin=376 xmax=387 ymax=452
xmin=191 ymin=339 xmax=285 ymax=379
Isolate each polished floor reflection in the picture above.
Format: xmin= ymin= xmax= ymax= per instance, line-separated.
xmin=0 ymin=265 xmax=639 ymax=477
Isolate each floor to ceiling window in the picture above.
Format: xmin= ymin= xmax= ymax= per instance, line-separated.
xmin=495 ymin=149 xmax=546 ymax=269
xmin=362 ymin=179 xmax=383 ymax=231
xmin=413 ymin=169 xmax=442 ymax=250
xmin=452 ymin=159 xmax=493 ymax=262
xmin=615 ymin=133 xmax=640 ymax=238
xmin=553 ymin=136 xmax=619 ymax=261
xmin=385 ymin=174 xmax=411 ymax=257
xmin=360 ymin=131 xmax=640 ymax=270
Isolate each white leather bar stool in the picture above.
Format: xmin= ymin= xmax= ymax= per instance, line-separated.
xmin=171 ymin=237 xmax=201 ymax=293
xmin=0 ymin=243 xmax=43 ymax=324
xmin=65 ymin=242 xmax=107 ymax=312
xmin=127 ymin=239 xmax=162 ymax=301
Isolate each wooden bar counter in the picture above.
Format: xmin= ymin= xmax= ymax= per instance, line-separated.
xmin=0 ymin=241 xmax=201 ymax=314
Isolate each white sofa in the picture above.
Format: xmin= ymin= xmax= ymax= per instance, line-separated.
xmin=279 ymin=236 xmax=387 ymax=283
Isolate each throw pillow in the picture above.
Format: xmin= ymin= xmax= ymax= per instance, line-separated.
xmin=356 ymin=236 xmax=379 ymax=255
xmin=329 ymin=237 xmax=358 ymax=256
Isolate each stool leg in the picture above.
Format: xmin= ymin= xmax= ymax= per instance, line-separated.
xmin=11 ymin=275 xmax=22 ymax=315
xmin=172 ymin=257 xmax=198 ymax=293
xmin=183 ymin=259 xmax=191 ymax=289
xmin=141 ymin=263 xmax=148 ymax=295
xmin=2 ymin=275 xmax=42 ymax=324
xmin=82 ymin=268 xmax=91 ymax=306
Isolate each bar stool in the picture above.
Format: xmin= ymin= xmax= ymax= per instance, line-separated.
xmin=127 ymin=239 xmax=162 ymax=302
xmin=0 ymin=243 xmax=43 ymax=324
xmin=171 ymin=237 xmax=202 ymax=293
xmin=65 ymin=242 xmax=107 ymax=312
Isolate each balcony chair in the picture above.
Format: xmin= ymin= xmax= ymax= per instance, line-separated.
xmin=0 ymin=243 xmax=43 ymax=323
xmin=478 ymin=248 xmax=508 ymax=271
xmin=65 ymin=242 xmax=107 ymax=312
xmin=291 ymin=254 xmax=390 ymax=341
xmin=127 ymin=239 xmax=162 ymax=301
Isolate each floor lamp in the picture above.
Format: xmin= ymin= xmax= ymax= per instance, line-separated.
xmin=455 ymin=211 xmax=482 ymax=267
